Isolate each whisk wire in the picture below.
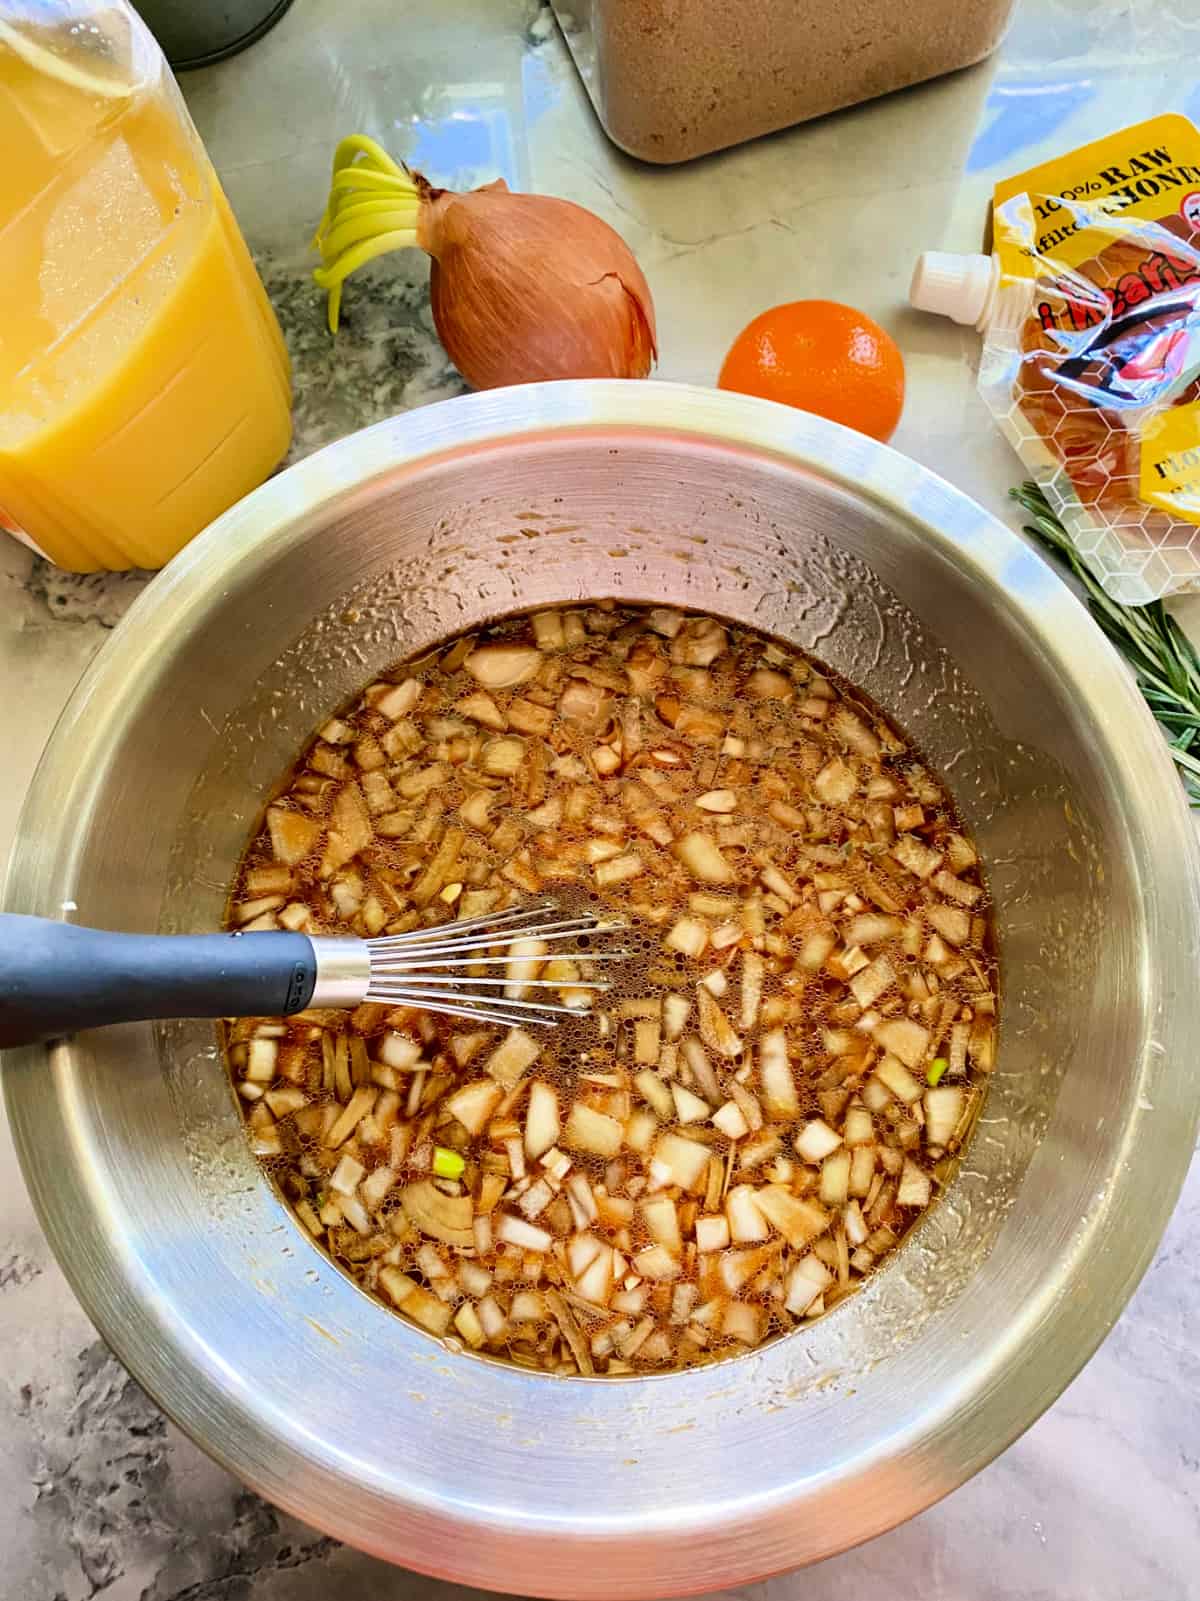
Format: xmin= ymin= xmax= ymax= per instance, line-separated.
xmin=356 ymin=899 xmax=626 ymax=1028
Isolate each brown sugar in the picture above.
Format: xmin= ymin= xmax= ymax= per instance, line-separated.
xmin=555 ymin=0 xmax=1016 ymax=165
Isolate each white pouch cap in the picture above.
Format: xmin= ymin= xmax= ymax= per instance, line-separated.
xmin=910 ymin=251 xmax=999 ymax=329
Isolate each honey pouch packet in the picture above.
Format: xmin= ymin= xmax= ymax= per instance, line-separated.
xmin=912 ymin=114 xmax=1200 ymax=604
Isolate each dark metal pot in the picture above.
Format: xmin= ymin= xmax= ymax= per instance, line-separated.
xmin=134 ymin=0 xmax=293 ymax=69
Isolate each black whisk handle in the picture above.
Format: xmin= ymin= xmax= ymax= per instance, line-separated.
xmin=0 ymin=915 xmax=317 ymax=1049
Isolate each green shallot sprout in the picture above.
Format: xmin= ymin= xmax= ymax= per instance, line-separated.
xmin=433 ymin=1146 xmax=465 ymax=1181
xmin=311 ymin=134 xmax=421 ymax=333
xmin=927 ymin=1058 xmax=949 ymax=1087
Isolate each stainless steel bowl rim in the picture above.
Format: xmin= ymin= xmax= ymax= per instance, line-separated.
xmin=6 ymin=381 xmax=1199 ymax=1592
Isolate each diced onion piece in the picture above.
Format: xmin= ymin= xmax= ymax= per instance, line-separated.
xmin=267 ymin=806 xmax=321 ymax=866
xmin=673 ymin=832 xmax=736 ymax=885
xmin=849 ymin=1145 xmax=876 ymax=1198
xmin=565 ymin=1171 xmax=599 ymax=1228
xmin=477 ymin=1294 xmax=510 ymax=1340
xmin=843 ymin=1199 xmax=870 ymax=1247
xmin=245 ymin=1038 xmax=278 ymax=1082
xmin=360 ymin=1165 xmax=396 ymax=1210
xmin=642 ymin=1194 xmax=682 ymax=1255
xmin=785 ymin=1254 xmax=834 ymax=1315
xmin=820 ymin=1148 xmax=851 ymax=1207
xmin=968 ymin=1018 xmax=996 ymax=1071
xmin=264 ymin=1085 xmax=307 ymax=1117
xmin=624 ymin=1108 xmax=658 ymax=1154
xmin=633 ymin=1243 xmax=680 ymax=1281
xmin=378 ymin=1032 xmax=423 ymax=1070
xmin=672 ymin=616 xmax=727 ymax=665
xmin=496 ymin=1213 xmax=552 ymax=1252
xmin=928 ymin=902 xmax=971 ymax=946
xmin=575 ymin=1247 xmax=616 ymax=1307
xmin=725 ymin=1184 xmax=769 ymax=1243
xmin=671 ymin=1082 xmax=710 ymax=1124
xmin=664 ymin=917 xmax=709 ymax=958
xmin=697 ymin=986 xmax=743 ymax=1059
xmin=759 ymin=1030 xmax=799 ymax=1118
xmin=511 ymin=1290 xmax=547 ymax=1321
xmin=518 ymin=1178 xmax=554 ymax=1220
xmin=696 ymin=789 xmax=737 ymax=812
xmin=525 ymin=1080 xmax=561 ymax=1159
xmin=503 ymin=1136 xmax=527 ymax=1182
xmin=234 ymin=894 xmax=285 ymax=925
xmin=924 ymin=1084 xmax=966 ymax=1147
xmin=650 ymin=1132 xmax=711 ymax=1193
xmin=875 ymin=1054 xmax=923 ymax=1106
xmin=565 ymin=1103 xmax=624 ymax=1158
xmin=797 ymin=927 xmax=837 ymax=971
xmin=696 ymin=1213 xmax=730 ymax=1252
xmin=848 ymin=954 xmax=896 ymax=1010
xmin=813 ymin=758 xmax=856 ymax=805
xmin=324 ymin=1085 xmax=377 ymax=1148
xmin=380 ymin=1271 xmax=452 ymax=1334
xmin=830 ymin=706 xmax=880 ymax=757
xmin=679 ymin=1037 xmax=721 ymax=1104
xmin=457 ymin=689 xmax=507 ymax=730
xmin=465 ymin=643 xmax=541 ymax=689
xmin=718 ymin=1244 xmax=770 ymax=1293
xmin=633 ymin=1069 xmax=673 ymax=1119
xmin=321 ymin=782 xmax=372 ymax=876
xmin=662 ymin=992 xmax=691 ymax=1041
xmin=723 ymin=1300 xmax=765 ymax=1345
xmin=484 ymin=1028 xmax=540 ymax=1089
xmin=740 ymin=952 xmax=764 ymax=1031
xmin=459 ymin=789 xmax=495 ymax=833
xmin=898 ymin=1158 xmax=932 ymax=1208
xmin=445 ymin=1079 xmax=502 ymax=1136
xmin=481 ymin=736 xmax=526 ymax=777
xmin=892 ymin=834 xmax=943 ymax=880
xmin=727 ymin=1078 xmax=763 ymax=1133
xmin=933 ymin=869 xmax=983 ymax=907
xmin=595 ymin=852 xmax=644 ymax=888
xmin=400 ymin=1180 xmax=475 ymax=1248
xmin=795 ymin=1119 xmax=843 ymax=1163
xmin=711 ymin=1100 xmax=749 ymax=1140
xmin=947 ymin=833 xmax=978 ymax=871
xmin=371 ymin=678 xmax=423 ymax=719
xmin=330 ymin=1153 xmax=365 ymax=1195
xmin=843 ymin=1106 xmax=874 ymax=1146
xmin=453 ymin=1301 xmax=486 ymax=1349
xmin=874 ymin=1017 xmax=930 ymax=1069
xmin=753 ymin=1187 xmax=830 ymax=1250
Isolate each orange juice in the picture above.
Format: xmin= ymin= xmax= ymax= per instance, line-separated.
xmin=0 ymin=9 xmax=292 ymax=570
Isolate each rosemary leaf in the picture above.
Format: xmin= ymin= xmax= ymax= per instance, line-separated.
xmin=1012 ymin=482 xmax=1200 ymax=808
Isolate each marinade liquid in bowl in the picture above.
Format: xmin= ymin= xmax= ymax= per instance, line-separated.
xmin=225 ymin=603 xmax=996 ymax=1376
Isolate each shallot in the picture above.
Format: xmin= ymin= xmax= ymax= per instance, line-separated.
xmin=313 ymin=135 xmax=656 ymax=388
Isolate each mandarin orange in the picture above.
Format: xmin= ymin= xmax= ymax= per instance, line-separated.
xmin=718 ymin=299 xmax=905 ymax=441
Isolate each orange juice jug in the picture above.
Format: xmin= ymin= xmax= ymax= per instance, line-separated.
xmin=0 ymin=1 xmax=292 ymax=571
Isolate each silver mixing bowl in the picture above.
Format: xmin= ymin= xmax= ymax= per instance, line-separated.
xmin=5 ymin=382 xmax=1198 ymax=1596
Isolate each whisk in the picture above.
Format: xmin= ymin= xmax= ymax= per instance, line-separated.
xmin=0 ymin=900 xmax=625 ymax=1050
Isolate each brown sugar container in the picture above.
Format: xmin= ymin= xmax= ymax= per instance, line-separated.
xmin=552 ymin=0 xmax=1016 ymax=164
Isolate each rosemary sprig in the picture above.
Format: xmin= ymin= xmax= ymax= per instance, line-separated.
xmin=1012 ymin=481 xmax=1200 ymax=807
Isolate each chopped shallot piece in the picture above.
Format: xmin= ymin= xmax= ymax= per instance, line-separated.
xmin=696 ymin=789 xmax=737 ymax=813
xmin=673 ymin=832 xmax=736 ymax=885
xmin=795 ymin=1119 xmax=843 ymax=1164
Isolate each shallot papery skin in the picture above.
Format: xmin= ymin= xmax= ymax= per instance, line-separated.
xmin=416 ymin=179 xmax=657 ymax=388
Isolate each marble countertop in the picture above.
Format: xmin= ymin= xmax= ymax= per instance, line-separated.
xmin=2 ymin=1 xmax=1198 ymax=1597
